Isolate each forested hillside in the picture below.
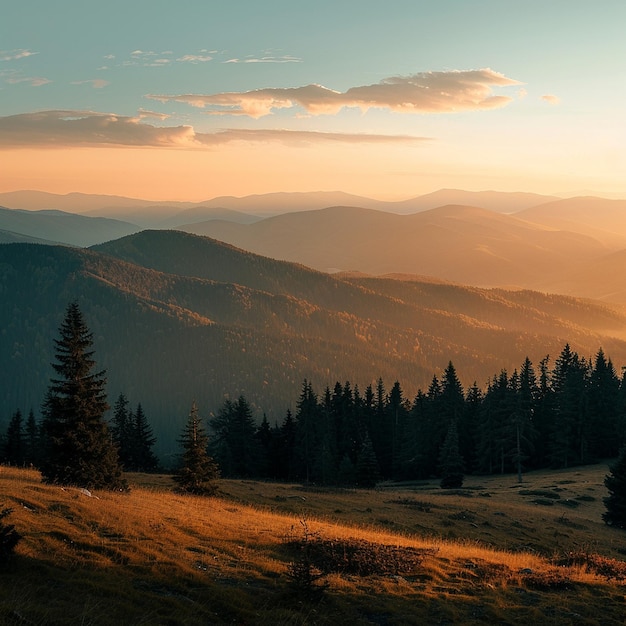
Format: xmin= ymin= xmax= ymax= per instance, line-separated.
xmin=3 ymin=231 xmax=626 ymax=460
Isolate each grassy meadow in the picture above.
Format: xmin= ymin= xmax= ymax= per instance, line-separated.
xmin=2 ymin=464 xmax=626 ymax=624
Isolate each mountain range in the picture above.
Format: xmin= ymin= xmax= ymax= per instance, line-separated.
xmin=0 ymin=188 xmax=559 ymax=221
xmin=3 ymin=189 xmax=626 ymax=300
xmin=3 ymin=229 xmax=626 ymax=459
xmin=2 ymin=189 xmax=626 ymax=301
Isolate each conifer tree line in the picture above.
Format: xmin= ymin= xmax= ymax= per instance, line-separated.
xmin=2 ymin=300 xmax=626 ymax=489
xmin=0 ymin=397 xmax=159 ymax=475
xmin=205 ymin=345 xmax=626 ymax=485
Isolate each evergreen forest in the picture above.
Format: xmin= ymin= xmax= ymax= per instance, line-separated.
xmin=4 ymin=342 xmax=625 ymax=487
xmin=202 ymin=345 xmax=626 ymax=485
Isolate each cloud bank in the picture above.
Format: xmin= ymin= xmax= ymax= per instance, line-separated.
xmin=0 ymin=110 xmax=427 ymax=148
xmin=147 ymin=69 xmax=522 ymax=118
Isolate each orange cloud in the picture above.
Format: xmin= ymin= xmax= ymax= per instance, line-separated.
xmin=0 ymin=110 xmax=428 ymax=148
xmin=147 ymin=68 xmax=522 ymax=118
xmin=0 ymin=110 xmax=195 ymax=147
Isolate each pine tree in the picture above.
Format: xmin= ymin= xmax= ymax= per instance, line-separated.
xmin=438 ymin=420 xmax=464 ymax=489
xmin=174 ymin=401 xmax=219 ymax=495
xmin=462 ymin=383 xmax=482 ymax=473
xmin=131 ymin=403 xmax=159 ymax=472
xmin=588 ymin=348 xmax=620 ymax=459
xmin=40 ymin=302 xmax=126 ymax=490
xmin=255 ymin=414 xmax=273 ymax=478
xmin=603 ymin=446 xmax=626 ymax=528
xmin=3 ymin=410 xmax=25 ymax=466
xmin=210 ymin=395 xmax=260 ymax=477
xmin=512 ymin=358 xmax=539 ymax=482
xmin=549 ymin=344 xmax=588 ymax=468
xmin=279 ymin=409 xmax=297 ymax=480
xmin=294 ymin=380 xmax=321 ymax=483
xmin=111 ymin=393 xmax=132 ymax=468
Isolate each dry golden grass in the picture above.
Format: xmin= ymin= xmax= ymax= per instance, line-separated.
xmin=1 ymin=464 xmax=625 ymax=625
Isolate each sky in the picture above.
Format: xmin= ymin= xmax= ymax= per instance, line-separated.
xmin=1 ymin=1 xmax=625 ymax=202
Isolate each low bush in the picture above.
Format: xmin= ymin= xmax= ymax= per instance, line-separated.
xmin=0 ymin=507 xmax=22 ymax=565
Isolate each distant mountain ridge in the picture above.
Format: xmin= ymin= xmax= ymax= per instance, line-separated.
xmin=178 ymin=204 xmax=608 ymax=288
xmin=0 ymin=206 xmax=140 ymax=247
xmin=0 ymin=188 xmax=563 ymax=219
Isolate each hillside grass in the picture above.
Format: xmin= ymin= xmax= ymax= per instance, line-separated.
xmin=1 ymin=464 xmax=626 ymax=624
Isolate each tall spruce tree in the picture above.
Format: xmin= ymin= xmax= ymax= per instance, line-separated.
xmin=3 ymin=410 xmax=25 ymax=466
xmin=294 ymin=380 xmax=321 ymax=483
xmin=588 ymin=349 xmax=620 ymax=459
xmin=110 ymin=393 xmax=132 ymax=468
xmin=512 ymin=358 xmax=539 ymax=482
xmin=130 ymin=403 xmax=159 ymax=472
xmin=210 ymin=396 xmax=260 ymax=478
xmin=174 ymin=401 xmax=219 ymax=495
xmin=40 ymin=302 xmax=126 ymax=490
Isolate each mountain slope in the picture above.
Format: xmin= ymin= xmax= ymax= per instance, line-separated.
xmin=0 ymin=206 xmax=141 ymax=247
xmin=0 ymin=229 xmax=61 ymax=245
xmin=5 ymin=231 xmax=626 ymax=457
xmin=161 ymin=206 xmax=262 ymax=228
xmin=540 ymin=248 xmax=626 ymax=303
xmin=177 ymin=204 xmax=608 ymax=288
xmin=515 ymin=197 xmax=626 ymax=250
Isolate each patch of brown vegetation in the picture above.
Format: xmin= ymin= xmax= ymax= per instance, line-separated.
xmin=284 ymin=535 xmax=437 ymax=577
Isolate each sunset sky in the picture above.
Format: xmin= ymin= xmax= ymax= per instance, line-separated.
xmin=1 ymin=1 xmax=625 ymax=201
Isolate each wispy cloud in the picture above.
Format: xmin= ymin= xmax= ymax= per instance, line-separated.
xmin=196 ymin=128 xmax=429 ymax=146
xmin=0 ymin=49 xmax=38 ymax=62
xmin=137 ymin=108 xmax=171 ymax=121
xmin=71 ymin=79 xmax=110 ymax=89
xmin=541 ymin=94 xmax=560 ymax=106
xmin=125 ymin=50 xmax=173 ymax=67
xmin=5 ymin=75 xmax=51 ymax=87
xmin=224 ymin=55 xmax=301 ymax=64
xmin=124 ymin=49 xmax=217 ymax=67
xmin=0 ymin=110 xmax=428 ymax=148
xmin=177 ymin=54 xmax=213 ymax=63
xmin=147 ymin=69 xmax=522 ymax=118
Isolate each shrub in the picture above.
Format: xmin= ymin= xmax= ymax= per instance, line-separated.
xmin=0 ymin=507 xmax=22 ymax=565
